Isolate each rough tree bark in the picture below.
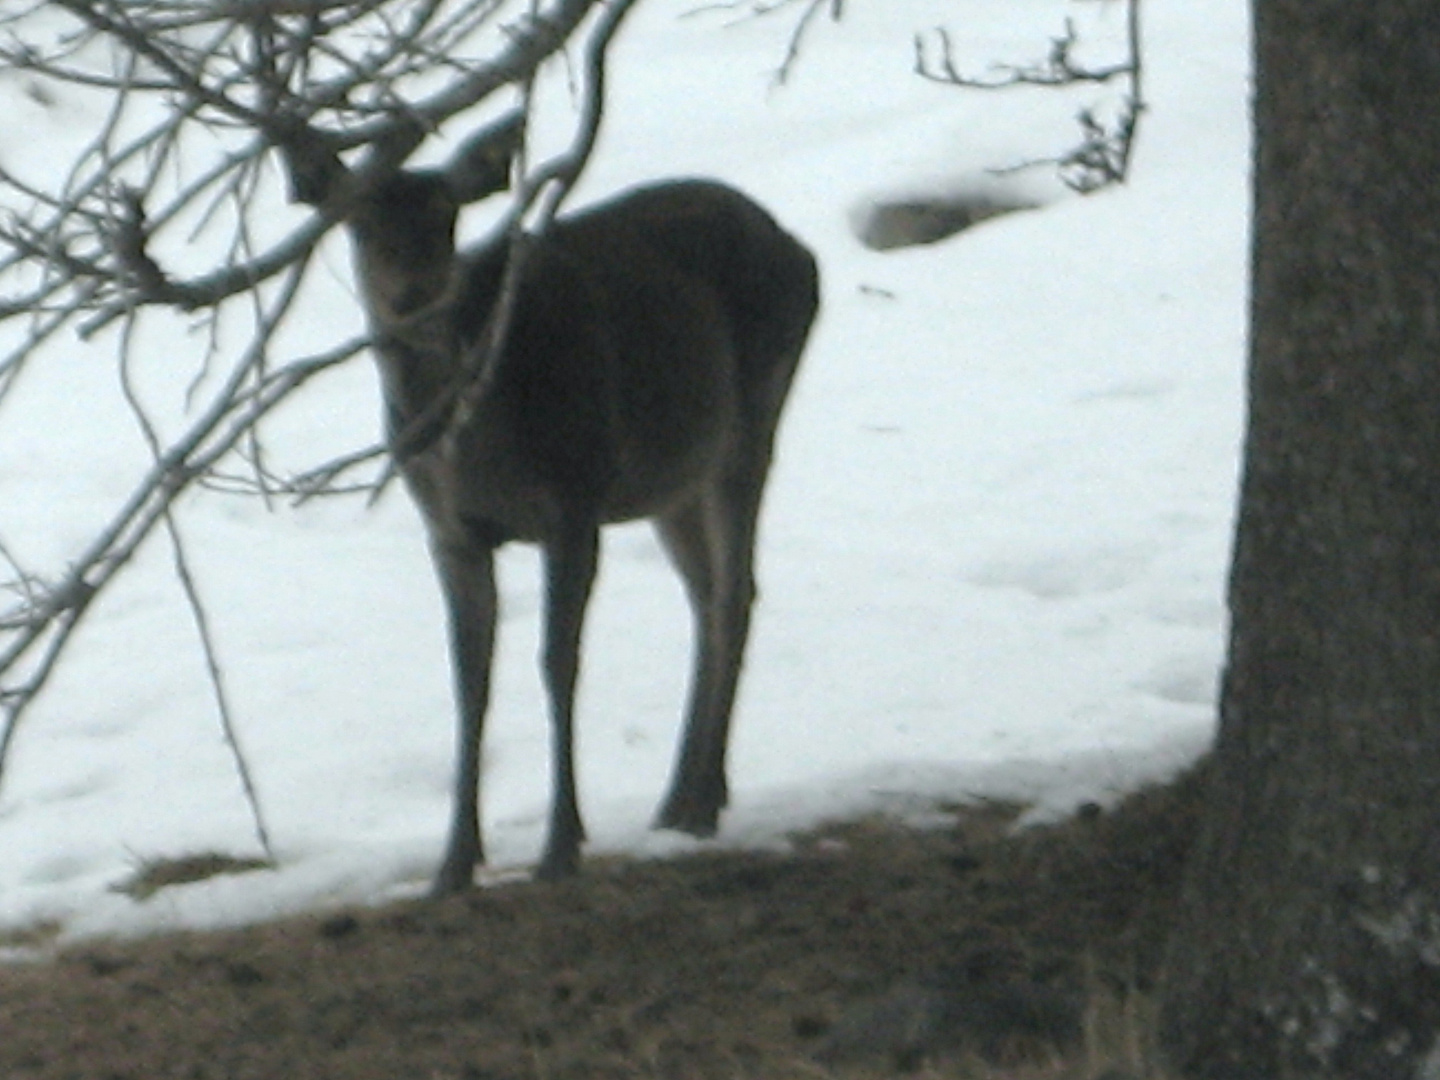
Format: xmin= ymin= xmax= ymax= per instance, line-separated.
xmin=1160 ymin=3 xmax=1440 ymax=1078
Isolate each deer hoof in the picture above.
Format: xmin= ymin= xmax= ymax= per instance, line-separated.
xmin=654 ymin=798 xmax=722 ymax=839
xmin=431 ymin=858 xmax=478 ymax=896
xmin=536 ymin=845 xmax=581 ymax=881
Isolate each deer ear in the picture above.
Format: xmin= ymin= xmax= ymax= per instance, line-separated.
xmin=280 ymin=129 xmax=348 ymax=208
xmin=444 ymin=110 xmax=525 ymax=205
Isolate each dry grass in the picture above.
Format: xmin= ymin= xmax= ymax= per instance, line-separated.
xmin=0 ymin=768 xmax=1204 ymax=1080
xmin=110 ymin=851 xmax=275 ymax=901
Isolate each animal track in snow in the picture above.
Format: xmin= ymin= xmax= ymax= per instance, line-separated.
xmin=23 ymin=853 xmax=92 ymax=887
xmin=23 ymin=772 xmax=111 ymax=807
xmin=1145 ymin=592 xmax=1224 ymax=630
xmin=1072 ymin=378 xmax=1178 ymax=405
xmin=1136 ymin=658 xmax=1219 ymax=707
xmin=968 ymin=544 xmax=1157 ymax=601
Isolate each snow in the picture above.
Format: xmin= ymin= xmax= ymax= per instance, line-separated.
xmin=0 ymin=0 xmax=1249 ymax=944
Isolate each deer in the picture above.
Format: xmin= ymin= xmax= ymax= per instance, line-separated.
xmin=287 ymin=114 xmax=819 ymax=891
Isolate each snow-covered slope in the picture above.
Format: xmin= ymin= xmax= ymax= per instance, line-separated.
xmin=0 ymin=0 xmax=1249 ymax=941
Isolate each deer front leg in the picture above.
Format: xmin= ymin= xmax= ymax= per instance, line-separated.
xmin=431 ymin=539 xmax=499 ymax=895
xmin=536 ymin=519 xmax=600 ymax=880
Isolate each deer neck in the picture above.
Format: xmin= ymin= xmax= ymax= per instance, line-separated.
xmin=362 ymin=267 xmax=468 ymax=460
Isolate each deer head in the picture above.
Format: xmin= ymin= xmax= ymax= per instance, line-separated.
xmin=284 ymin=110 xmax=524 ymax=323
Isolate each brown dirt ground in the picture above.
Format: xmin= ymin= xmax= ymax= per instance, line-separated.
xmin=0 ymin=766 xmax=1205 ymax=1080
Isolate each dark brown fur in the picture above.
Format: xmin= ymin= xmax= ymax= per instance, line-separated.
xmin=345 ymin=156 xmax=818 ymax=889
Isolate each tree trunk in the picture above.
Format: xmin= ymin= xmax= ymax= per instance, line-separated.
xmin=1159 ymin=4 xmax=1440 ymax=1079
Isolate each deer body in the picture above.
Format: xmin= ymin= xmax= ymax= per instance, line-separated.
xmin=344 ymin=162 xmax=818 ymax=889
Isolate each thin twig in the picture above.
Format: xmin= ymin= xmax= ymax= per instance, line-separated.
xmin=117 ymin=311 xmax=276 ymax=860
xmin=450 ymin=0 xmax=643 ymax=442
xmin=683 ymin=0 xmax=839 ymax=84
xmin=0 ymin=0 xmax=635 ymax=833
xmin=165 ymin=515 xmax=276 ymax=859
xmin=913 ymin=1 xmax=1145 ymax=193
xmin=0 ymin=263 xmax=326 ymax=790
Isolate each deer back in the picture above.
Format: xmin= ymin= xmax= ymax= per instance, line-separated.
xmin=432 ymin=204 xmax=744 ymax=541
xmin=556 ymin=179 xmax=819 ymax=416
xmin=344 ymin=165 xmax=815 ymax=546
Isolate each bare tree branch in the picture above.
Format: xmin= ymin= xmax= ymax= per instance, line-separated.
xmin=450 ymin=0 xmax=641 ymax=439
xmin=914 ymin=3 xmax=1145 ymax=193
xmin=0 ymin=0 xmax=643 ymax=844
xmin=694 ymin=0 xmax=1142 ymax=191
xmin=117 ymin=315 xmax=277 ymax=860
xmin=684 ymin=0 xmax=841 ymax=84
xmin=1 ymin=0 xmax=603 ymax=338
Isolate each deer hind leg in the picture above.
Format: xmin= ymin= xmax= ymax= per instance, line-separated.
xmin=431 ymin=539 xmax=499 ymax=896
xmin=653 ymin=322 xmax=807 ymax=837
xmin=653 ymin=468 xmax=764 ymax=837
xmin=653 ymin=498 xmax=721 ymax=833
xmin=536 ymin=517 xmax=601 ymax=880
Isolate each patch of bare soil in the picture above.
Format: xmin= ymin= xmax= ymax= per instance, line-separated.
xmin=0 ymin=767 xmax=1205 ymax=1080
